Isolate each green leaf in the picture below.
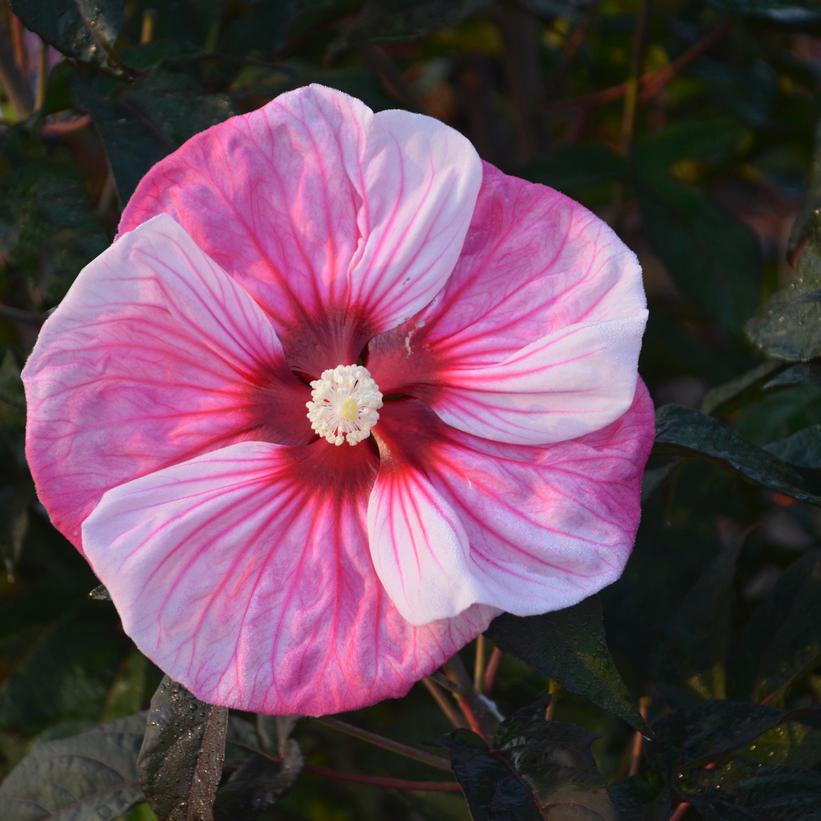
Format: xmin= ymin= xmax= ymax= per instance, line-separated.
xmin=701 ymin=361 xmax=786 ymax=416
xmin=487 ymin=596 xmax=645 ymax=730
xmin=137 ymin=677 xmax=228 ymax=821
xmin=765 ymin=425 xmax=821 ymax=468
xmin=652 ymin=541 xmax=742 ymax=700
xmin=732 ymin=550 xmax=821 ymax=700
xmin=746 ymin=213 xmax=821 ymax=362
xmin=764 ymin=361 xmax=821 ymax=390
xmin=743 ymin=721 xmax=821 ymax=769
xmin=10 ymin=0 xmax=125 ymax=72
xmin=654 ymin=404 xmax=821 ymax=506
xmin=734 ymin=384 xmax=821 ymax=445
xmin=444 ymin=701 xmax=616 ymax=820
xmin=636 ymin=170 xmax=762 ymax=332
xmin=0 ymin=713 xmax=145 ymax=820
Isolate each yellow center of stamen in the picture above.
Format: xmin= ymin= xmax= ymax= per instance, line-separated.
xmin=305 ymin=364 xmax=383 ymax=446
xmin=339 ymin=397 xmax=359 ymax=422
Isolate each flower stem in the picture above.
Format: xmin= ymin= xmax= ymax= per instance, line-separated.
xmin=473 ymin=634 xmax=487 ymax=693
xmin=422 ymin=676 xmax=466 ymax=729
xmin=547 ymin=20 xmax=732 ymax=112
xmin=619 ymin=0 xmax=650 ymax=155
xmin=629 ymin=696 xmax=652 ymax=776
xmin=315 ymin=717 xmax=451 ymax=772
xmin=247 ymin=744 xmax=461 ymax=794
xmin=545 ymin=679 xmax=560 ymax=720
xmin=670 ymin=801 xmax=691 ymax=821
xmin=483 ymin=647 xmax=503 ymax=695
xmin=302 ymin=764 xmax=461 ymax=793
xmin=443 ymin=656 xmax=497 ymax=741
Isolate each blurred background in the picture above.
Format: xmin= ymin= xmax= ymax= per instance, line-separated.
xmin=1 ymin=1 xmax=820 ymax=819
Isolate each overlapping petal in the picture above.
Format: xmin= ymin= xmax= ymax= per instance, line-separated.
xmin=119 ymin=84 xmax=481 ymax=376
xmin=22 ymin=215 xmax=308 ymax=549
xmin=367 ymin=162 xmax=647 ymax=444
xmin=371 ymin=382 xmax=654 ymax=620
xmin=367 ymin=464 xmax=482 ymax=625
xmin=82 ymin=441 xmax=494 ymax=714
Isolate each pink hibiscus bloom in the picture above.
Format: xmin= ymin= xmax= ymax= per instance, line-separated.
xmin=23 ymin=85 xmax=653 ymax=715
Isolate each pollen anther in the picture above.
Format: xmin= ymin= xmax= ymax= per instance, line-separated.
xmin=306 ymin=364 xmax=383 ymax=446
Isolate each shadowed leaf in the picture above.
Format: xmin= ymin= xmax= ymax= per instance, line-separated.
xmin=747 ymin=213 xmax=821 ymax=361
xmin=0 ymin=713 xmax=145 ymax=820
xmin=654 ymin=404 xmax=821 ymax=506
xmin=444 ymin=700 xmax=616 ymax=820
xmin=10 ymin=0 xmax=125 ymax=71
xmin=137 ymin=677 xmax=228 ymax=821
xmin=681 ymin=761 xmax=821 ymax=820
xmin=652 ymin=541 xmax=742 ymax=700
xmin=732 ymin=550 xmax=821 ymax=700
xmin=487 ymin=596 xmax=645 ymax=730
xmin=765 ymin=425 xmax=821 ymax=469
xmin=214 ymin=715 xmax=303 ymax=819
xmin=651 ymin=701 xmax=788 ymax=772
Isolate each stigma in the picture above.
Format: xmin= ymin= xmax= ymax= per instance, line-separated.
xmin=306 ymin=364 xmax=383 ymax=446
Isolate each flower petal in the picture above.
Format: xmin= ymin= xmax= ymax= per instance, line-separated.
xmin=82 ymin=441 xmax=494 ymax=715
xmin=345 ymin=109 xmax=482 ymax=336
xmin=367 ymin=463 xmax=482 ymax=625
xmin=372 ymin=383 xmax=654 ymax=619
xmin=367 ymin=162 xmax=647 ymax=445
xmin=120 ymin=84 xmax=481 ymax=375
xmin=427 ymin=314 xmax=647 ymax=444
xmin=23 ymin=215 xmax=308 ymax=550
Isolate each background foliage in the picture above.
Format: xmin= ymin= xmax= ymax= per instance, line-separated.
xmin=1 ymin=1 xmax=820 ymax=819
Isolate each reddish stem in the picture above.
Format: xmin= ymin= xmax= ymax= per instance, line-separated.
xmin=483 ymin=647 xmax=503 ymax=695
xmin=547 ymin=19 xmax=733 ymax=111
xmin=628 ymin=696 xmax=652 ymax=777
xmin=670 ymin=801 xmax=691 ymax=821
xmin=302 ymin=763 xmax=461 ymax=793
xmin=457 ymin=696 xmax=486 ymax=739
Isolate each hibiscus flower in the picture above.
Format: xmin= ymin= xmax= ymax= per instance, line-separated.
xmin=23 ymin=84 xmax=653 ymax=715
